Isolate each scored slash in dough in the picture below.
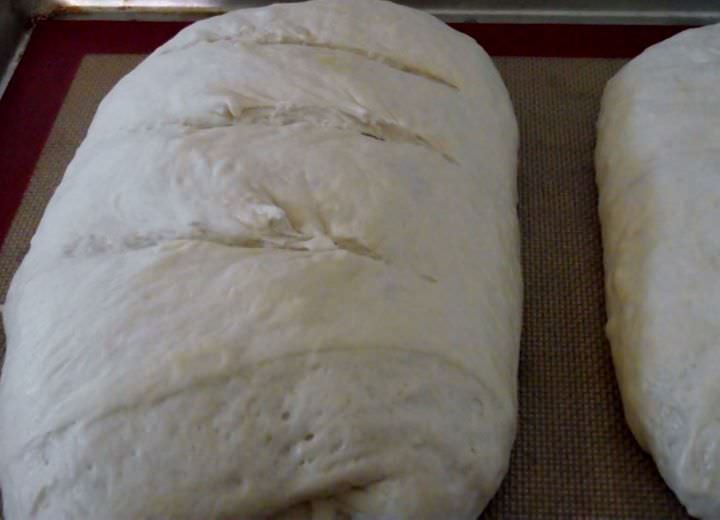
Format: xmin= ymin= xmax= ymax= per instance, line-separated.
xmin=0 ymin=1 xmax=521 ymax=518
xmin=596 ymin=23 xmax=720 ymax=519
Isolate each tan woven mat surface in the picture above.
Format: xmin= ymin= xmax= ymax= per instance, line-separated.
xmin=0 ymin=54 xmax=691 ymax=519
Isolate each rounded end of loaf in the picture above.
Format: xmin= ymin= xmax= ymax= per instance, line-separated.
xmin=1 ymin=348 xmax=515 ymax=520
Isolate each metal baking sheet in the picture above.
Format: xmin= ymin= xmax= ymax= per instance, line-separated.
xmin=0 ymin=5 xmax=719 ymax=519
xmin=18 ymin=0 xmax=720 ymax=24
xmin=3 ymin=0 xmax=720 ymax=92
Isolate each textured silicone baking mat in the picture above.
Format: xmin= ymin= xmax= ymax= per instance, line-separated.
xmin=0 ymin=22 xmax=696 ymax=519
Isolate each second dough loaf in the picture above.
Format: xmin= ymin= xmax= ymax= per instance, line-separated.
xmin=597 ymin=23 xmax=720 ymax=519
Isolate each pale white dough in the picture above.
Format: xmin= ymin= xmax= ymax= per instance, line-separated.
xmin=596 ymin=23 xmax=720 ymax=520
xmin=0 ymin=1 xmax=520 ymax=518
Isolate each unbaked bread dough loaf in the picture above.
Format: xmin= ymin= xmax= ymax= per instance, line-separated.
xmin=596 ymin=23 xmax=720 ymax=519
xmin=0 ymin=1 xmax=521 ymax=518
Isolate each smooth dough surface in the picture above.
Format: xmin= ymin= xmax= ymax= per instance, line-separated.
xmin=596 ymin=23 xmax=720 ymax=519
xmin=0 ymin=1 xmax=521 ymax=518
